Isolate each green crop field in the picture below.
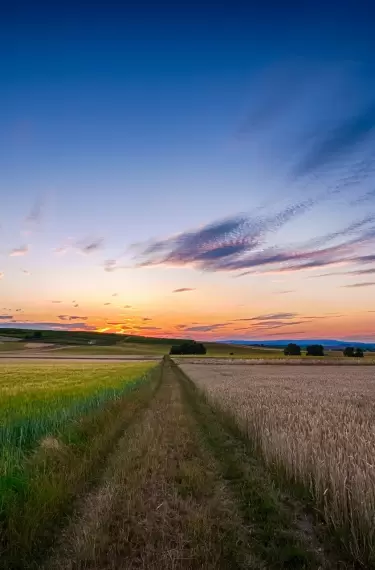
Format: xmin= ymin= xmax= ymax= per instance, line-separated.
xmin=0 ymin=361 xmax=157 ymax=566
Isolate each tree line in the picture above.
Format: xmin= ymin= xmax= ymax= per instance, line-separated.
xmin=283 ymin=343 xmax=364 ymax=357
xmin=169 ymin=340 xmax=207 ymax=355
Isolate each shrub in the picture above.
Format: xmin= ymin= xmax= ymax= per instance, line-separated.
xmin=283 ymin=343 xmax=301 ymax=356
xmin=343 ymin=347 xmax=364 ymax=358
xmin=343 ymin=347 xmax=355 ymax=357
xmin=306 ymin=344 xmax=324 ymax=357
xmin=169 ymin=341 xmax=206 ymax=355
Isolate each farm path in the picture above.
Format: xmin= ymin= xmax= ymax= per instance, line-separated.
xmin=44 ymin=359 xmax=343 ymax=570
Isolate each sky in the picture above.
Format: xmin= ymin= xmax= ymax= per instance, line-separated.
xmin=1 ymin=1 xmax=375 ymax=342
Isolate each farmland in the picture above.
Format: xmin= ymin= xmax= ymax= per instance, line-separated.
xmin=0 ymin=361 xmax=158 ymax=568
xmin=179 ymin=361 xmax=375 ymax=567
xmin=2 ymin=354 xmax=375 ymax=568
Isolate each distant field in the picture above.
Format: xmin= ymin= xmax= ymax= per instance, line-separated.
xmin=56 ymin=342 xmax=171 ymax=356
xmin=203 ymin=342 xmax=281 ymax=357
xmin=0 ymin=342 xmax=25 ymax=351
xmin=182 ymin=343 xmax=375 ymax=360
xmin=55 ymin=342 xmax=280 ymax=358
xmin=53 ymin=342 xmax=291 ymax=358
xmin=1 ymin=339 xmax=374 ymax=363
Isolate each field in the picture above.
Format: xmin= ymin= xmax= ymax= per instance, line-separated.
xmin=55 ymin=342 xmax=170 ymax=356
xmin=1 ymin=328 xmax=374 ymax=362
xmin=0 ymin=361 xmax=157 ymax=567
xmin=2 ymin=355 xmax=375 ymax=569
xmin=179 ymin=361 xmax=375 ymax=566
xmin=0 ymin=342 xmax=26 ymax=351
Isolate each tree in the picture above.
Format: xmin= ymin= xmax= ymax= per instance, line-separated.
xmin=343 ymin=346 xmax=355 ymax=357
xmin=343 ymin=346 xmax=364 ymax=358
xmin=169 ymin=341 xmax=207 ymax=355
xmin=284 ymin=343 xmax=301 ymax=356
xmin=306 ymin=344 xmax=324 ymax=357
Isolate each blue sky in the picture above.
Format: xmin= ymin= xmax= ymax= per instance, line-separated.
xmin=1 ymin=1 xmax=375 ymax=340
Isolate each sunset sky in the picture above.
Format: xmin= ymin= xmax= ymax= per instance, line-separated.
xmin=1 ymin=2 xmax=375 ymax=342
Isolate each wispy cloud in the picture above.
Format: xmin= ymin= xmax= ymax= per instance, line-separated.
xmin=123 ymin=305 xmax=132 ymax=309
xmin=292 ymin=103 xmax=375 ymax=179
xmin=250 ymin=330 xmax=308 ymax=337
xmin=0 ymin=272 xmax=3 ymax=280
xmin=104 ymin=302 xmax=111 ymax=306
xmin=54 ymin=238 xmax=75 ymax=255
xmin=238 ymin=64 xmax=304 ymax=136
xmin=0 ymin=321 xmax=96 ymax=331
xmin=183 ymin=323 xmax=231 ymax=332
xmin=54 ymin=246 xmax=68 ymax=254
xmin=0 ymin=315 xmax=13 ymax=320
xmin=77 ymin=238 xmax=104 ymax=254
xmin=342 ymin=282 xmax=375 ymax=288
xmin=235 ymin=312 xmax=297 ymax=322
xmin=314 ymin=267 xmax=375 ymax=279
xmin=133 ymin=202 xmax=375 ymax=276
xmin=24 ymin=197 xmax=44 ymax=227
xmin=135 ymin=200 xmax=318 ymax=271
xmin=103 ymin=259 xmax=117 ymax=272
xmin=10 ymin=245 xmax=29 ymax=256
xmin=351 ymin=188 xmax=375 ymax=205
xmin=173 ymin=288 xmax=195 ymax=293
xmin=234 ymin=319 xmax=311 ymax=332
xmin=58 ymin=315 xmax=88 ymax=321
xmin=304 ymin=314 xmax=344 ymax=320
xmin=51 ymin=300 xmax=62 ymax=304
xmin=237 ymin=220 xmax=375 ymax=276
xmin=21 ymin=269 xmax=31 ymax=275
xmin=348 ymin=268 xmax=375 ymax=277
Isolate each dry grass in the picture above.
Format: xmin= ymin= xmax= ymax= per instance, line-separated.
xmin=179 ymin=362 xmax=375 ymax=566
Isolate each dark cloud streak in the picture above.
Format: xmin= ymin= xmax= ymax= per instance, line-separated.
xmin=342 ymin=282 xmax=375 ymax=288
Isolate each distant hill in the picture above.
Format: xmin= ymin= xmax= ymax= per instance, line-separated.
xmin=225 ymin=339 xmax=375 ymax=350
xmin=0 ymin=328 xmax=186 ymax=346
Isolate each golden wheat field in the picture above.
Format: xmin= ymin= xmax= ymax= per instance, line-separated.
xmin=179 ymin=362 xmax=375 ymax=565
